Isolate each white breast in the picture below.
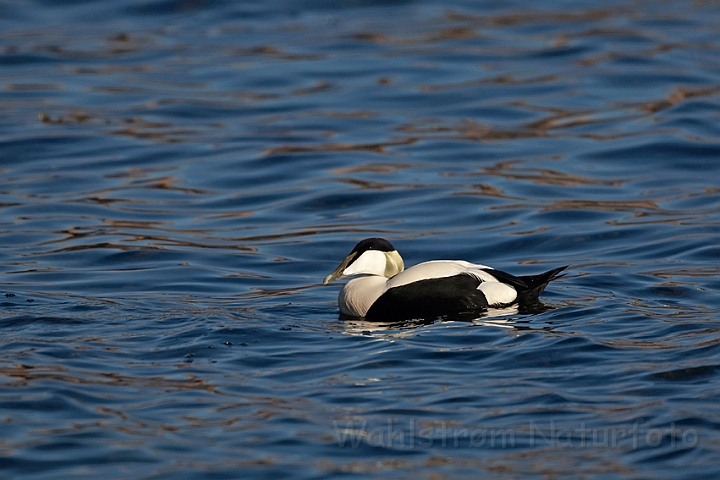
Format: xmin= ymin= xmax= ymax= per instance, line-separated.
xmin=338 ymin=275 xmax=388 ymax=317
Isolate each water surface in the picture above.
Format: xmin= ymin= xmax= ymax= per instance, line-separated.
xmin=2 ymin=0 xmax=720 ymax=478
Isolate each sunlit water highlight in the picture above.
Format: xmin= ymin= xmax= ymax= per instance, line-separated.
xmin=2 ymin=0 xmax=720 ymax=478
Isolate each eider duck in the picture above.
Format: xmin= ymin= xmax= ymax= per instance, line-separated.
xmin=323 ymin=238 xmax=567 ymax=321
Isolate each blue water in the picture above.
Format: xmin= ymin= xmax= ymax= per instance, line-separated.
xmin=2 ymin=0 xmax=720 ymax=478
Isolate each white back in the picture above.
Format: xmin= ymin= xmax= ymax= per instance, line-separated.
xmin=386 ymin=260 xmax=493 ymax=288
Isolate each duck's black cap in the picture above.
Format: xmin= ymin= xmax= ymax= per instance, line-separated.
xmin=351 ymin=237 xmax=396 ymax=254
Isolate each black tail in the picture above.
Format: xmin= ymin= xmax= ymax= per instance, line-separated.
xmin=516 ymin=265 xmax=568 ymax=302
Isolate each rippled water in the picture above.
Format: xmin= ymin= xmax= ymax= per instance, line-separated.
xmin=2 ymin=0 xmax=720 ymax=478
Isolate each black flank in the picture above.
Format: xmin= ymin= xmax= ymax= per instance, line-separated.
xmin=366 ymin=274 xmax=488 ymax=322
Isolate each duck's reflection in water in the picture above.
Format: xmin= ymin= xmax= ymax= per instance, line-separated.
xmin=335 ymin=303 xmax=560 ymax=336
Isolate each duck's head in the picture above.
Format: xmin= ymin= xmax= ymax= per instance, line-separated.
xmin=323 ymin=237 xmax=405 ymax=284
